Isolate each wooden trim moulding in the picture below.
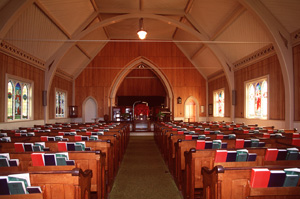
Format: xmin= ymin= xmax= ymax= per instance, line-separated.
xmin=233 ymin=44 xmax=275 ymax=71
xmin=0 ymin=41 xmax=45 ymax=71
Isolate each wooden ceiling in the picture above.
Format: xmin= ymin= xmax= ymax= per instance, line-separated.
xmin=0 ymin=0 xmax=299 ymax=80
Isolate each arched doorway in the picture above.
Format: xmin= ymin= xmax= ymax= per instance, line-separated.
xmin=82 ymin=97 xmax=98 ymax=123
xmin=109 ymin=57 xmax=174 ymax=120
xmin=184 ymin=96 xmax=199 ymax=122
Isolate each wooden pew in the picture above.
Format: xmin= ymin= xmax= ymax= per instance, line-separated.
xmin=5 ymin=151 xmax=106 ymax=199
xmin=202 ymin=165 xmax=300 ymax=199
xmin=0 ymin=140 xmax=115 ymax=193
xmin=0 ymin=168 xmax=92 ymax=199
xmin=184 ymin=148 xmax=300 ymax=199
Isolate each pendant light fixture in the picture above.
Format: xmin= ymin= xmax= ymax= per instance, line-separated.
xmin=137 ymin=18 xmax=147 ymax=40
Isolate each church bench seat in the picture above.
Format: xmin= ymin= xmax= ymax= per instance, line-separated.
xmin=6 ymin=151 xmax=106 ymax=199
xmin=0 ymin=140 xmax=115 ymax=194
xmin=184 ymin=148 xmax=300 ymax=199
xmin=202 ymin=165 xmax=300 ymax=199
xmin=0 ymin=168 xmax=92 ymax=199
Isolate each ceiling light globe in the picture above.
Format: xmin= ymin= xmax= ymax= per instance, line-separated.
xmin=137 ymin=30 xmax=147 ymax=40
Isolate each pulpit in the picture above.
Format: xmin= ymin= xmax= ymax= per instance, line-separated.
xmin=133 ymin=102 xmax=150 ymax=131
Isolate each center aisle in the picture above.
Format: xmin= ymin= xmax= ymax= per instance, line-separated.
xmin=108 ymin=135 xmax=183 ymax=199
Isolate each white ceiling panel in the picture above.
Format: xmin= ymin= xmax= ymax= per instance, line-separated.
xmin=4 ymin=4 xmax=67 ymax=61
xmin=39 ymin=0 xmax=95 ymax=35
xmin=215 ymin=11 xmax=271 ymax=63
xmin=78 ymin=28 xmax=108 ymax=56
xmin=261 ymin=0 xmax=300 ymax=33
xmin=193 ymin=47 xmax=223 ymax=77
xmin=189 ymin=0 xmax=240 ymax=37
xmin=58 ymin=45 xmax=89 ymax=76
xmin=96 ymin=0 xmax=139 ymax=11
xmin=106 ymin=18 xmax=176 ymax=40
xmin=143 ymin=0 xmax=188 ymax=11
xmin=173 ymin=28 xmax=202 ymax=58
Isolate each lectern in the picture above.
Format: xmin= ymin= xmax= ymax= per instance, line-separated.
xmin=133 ymin=102 xmax=150 ymax=131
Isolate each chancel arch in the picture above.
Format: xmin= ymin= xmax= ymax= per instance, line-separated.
xmin=109 ymin=57 xmax=174 ymax=120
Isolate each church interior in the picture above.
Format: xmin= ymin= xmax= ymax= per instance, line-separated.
xmin=1 ymin=0 xmax=300 ymax=198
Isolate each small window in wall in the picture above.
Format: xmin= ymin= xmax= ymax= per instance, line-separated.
xmin=55 ymin=90 xmax=67 ymax=118
xmin=6 ymin=77 xmax=32 ymax=121
xmin=213 ymin=89 xmax=224 ymax=117
xmin=245 ymin=77 xmax=268 ymax=119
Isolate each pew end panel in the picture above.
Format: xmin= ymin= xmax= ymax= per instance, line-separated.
xmin=202 ymin=165 xmax=300 ymax=199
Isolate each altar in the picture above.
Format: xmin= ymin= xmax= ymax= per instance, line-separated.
xmin=132 ymin=102 xmax=151 ymax=131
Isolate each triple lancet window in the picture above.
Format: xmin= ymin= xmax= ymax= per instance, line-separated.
xmin=213 ymin=89 xmax=224 ymax=117
xmin=55 ymin=90 xmax=66 ymax=118
xmin=245 ymin=77 xmax=268 ymax=119
xmin=7 ymin=78 xmax=32 ymax=121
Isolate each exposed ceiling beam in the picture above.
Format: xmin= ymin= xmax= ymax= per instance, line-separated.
xmin=191 ymin=44 xmax=205 ymax=60
xmin=210 ymin=4 xmax=246 ymax=41
xmin=35 ymin=0 xmax=71 ymax=39
xmin=98 ymin=8 xmax=185 ymax=16
xmin=139 ymin=0 xmax=143 ymax=11
xmin=184 ymin=0 xmax=195 ymax=14
xmin=76 ymin=44 xmax=91 ymax=60
xmin=190 ymin=5 xmax=245 ymax=60
xmin=90 ymin=0 xmax=98 ymax=12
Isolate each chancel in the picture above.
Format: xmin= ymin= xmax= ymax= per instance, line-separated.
xmin=1 ymin=0 xmax=300 ymax=199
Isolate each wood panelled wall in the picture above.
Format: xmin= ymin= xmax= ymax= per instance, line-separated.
xmin=294 ymin=44 xmax=300 ymax=121
xmin=49 ymin=75 xmax=73 ymax=119
xmin=208 ymin=75 xmax=230 ymax=117
xmin=116 ymin=68 xmax=166 ymax=96
xmin=0 ymin=52 xmax=44 ymax=122
xmin=75 ymin=42 xmax=207 ymax=118
xmin=234 ymin=55 xmax=285 ymax=120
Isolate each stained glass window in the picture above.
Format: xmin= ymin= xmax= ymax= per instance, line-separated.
xmin=22 ymin=84 xmax=29 ymax=119
xmin=15 ymin=83 xmax=21 ymax=119
xmin=246 ymin=78 xmax=268 ymax=119
xmin=55 ymin=90 xmax=66 ymax=118
xmin=7 ymin=78 xmax=31 ymax=121
xmin=7 ymin=81 xmax=13 ymax=120
xmin=213 ymin=89 xmax=224 ymax=117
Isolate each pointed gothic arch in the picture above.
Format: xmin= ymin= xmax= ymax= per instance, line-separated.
xmin=108 ymin=56 xmax=174 ymax=120
xmin=184 ymin=96 xmax=199 ymax=122
xmin=82 ymin=96 xmax=98 ymax=123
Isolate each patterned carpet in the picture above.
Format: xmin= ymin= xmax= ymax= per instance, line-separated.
xmin=108 ymin=135 xmax=183 ymax=199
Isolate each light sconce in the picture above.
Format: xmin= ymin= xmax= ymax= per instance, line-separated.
xmin=137 ymin=18 xmax=147 ymax=40
xmin=177 ymin=97 xmax=182 ymax=104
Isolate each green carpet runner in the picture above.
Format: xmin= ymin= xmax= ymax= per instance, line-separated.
xmin=109 ymin=136 xmax=183 ymax=199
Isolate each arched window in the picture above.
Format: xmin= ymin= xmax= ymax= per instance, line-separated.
xmin=22 ymin=84 xmax=29 ymax=119
xmin=248 ymin=84 xmax=255 ymax=117
xmin=55 ymin=90 xmax=66 ymax=118
xmin=246 ymin=77 xmax=268 ymax=119
xmin=15 ymin=83 xmax=22 ymax=119
xmin=6 ymin=78 xmax=32 ymax=121
xmin=261 ymin=81 xmax=268 ymax=118
xmin=7 ymin=81 xmax=14 ymax=120
xmin=213 ymin=89 xmax=224 ymax=117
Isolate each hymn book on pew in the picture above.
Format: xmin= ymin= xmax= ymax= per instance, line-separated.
xmin=251 ymin=168 xmax=300 ymax=188
xmin=31 ymin=152 xmax=75 ymax=166
xmin=283 ymin=168 xmax=300 ymax=187
xmin=0 ymin=153 xmax=19 ymax=167
xmin=0 ymin=173 xmax=42 ymax=195
xmin=268 ymin=170 xmax=286 ymax=187
xmin=250 ymin=168 xmax=271 ymax=188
